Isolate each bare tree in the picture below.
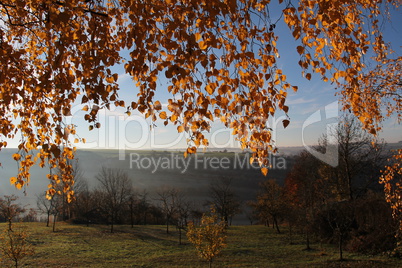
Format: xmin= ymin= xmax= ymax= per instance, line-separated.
xmin=320 ymin=114 xmax=387 ymax=201
xmin=36 ymin=191 xmax=63 ymax=232
xmin=176 ymin=196 xmax=192 ymax=245
xmin=127 ymin=190 xmax=138 ymax=228
xmin=207 ymin=177 xmax=241 ymax=225
xmin=50 ymin=194 xmax=63 ymax=232
xmin=284 ymin=150 xmax=327 ymax=249
xmin=21 ymin=208 xmax=37 ymax=222
xmin=156 ymin=187 xmax=181 ymax=234
xmin=251 ymin=179 xmax=285 ymax=234
xmin=36 ymin=193 xmax=53 ymax=227
xmin=0 ymin=195 xmax=25 ymax=231
xmin=71 ymin=178 xmax=95 ymax=226
xmin=324 ymin=201 xmax=355 ymax=261
xmin=96 ymin=166 xmax=133 ymax=233
xmin=136 ymin=189 xmax=150 ymax=225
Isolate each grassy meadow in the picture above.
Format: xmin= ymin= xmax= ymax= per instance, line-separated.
xmin=1 ymin=222 xmax=401 ymax=268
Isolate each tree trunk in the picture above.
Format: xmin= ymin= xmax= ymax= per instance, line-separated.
xmin=110 ymin=214 xmax=114 ymax=233
xmin=130 ymin=210 xmax=134 ymax=228
xmin=306 ymin=229 xmax=311 ymax=250
xmin=62 ymin=196 xmax=66 ymax=221
xmin=46 ymin=212 xmax=50 ymax=227
xmin=273 ymin=216 xmax=281 ymax=234
xmin=142 ymin=212 xmax=147 ymax=225
xmin=179 ymin=228 xmax=182 ymax=245
xmin=52 ymin=214 xmax=57 ymax=232
xmin=288 ymin=222 xmax=293 ymax=244
xmin=339 ymin=233 xmax=344 ymax=261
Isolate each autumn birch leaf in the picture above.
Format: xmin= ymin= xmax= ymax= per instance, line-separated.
xmin=380 ymin=149 xmax=402 ymax=241
xmin=282 ymin=120 xmax=290 ymax=129
xmin=261 ymin=167 xmax=268 ymax=176
xmin=159 ymin=111 xmax=167 ymax=120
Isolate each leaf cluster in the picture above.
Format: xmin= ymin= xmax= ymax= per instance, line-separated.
xmin=187 ymin=207 xmax=227 ymax=264
xmin=0 ymin=0 xmax=399 ymax=196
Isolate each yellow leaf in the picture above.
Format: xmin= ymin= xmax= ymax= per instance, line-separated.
xmin=106 ymin=76 xmax=114 ymax=83
xmin=206 ymin=84 xmax=214 ymax=94
xmin=199 ymin=41 xmax=208 ymax=50
xmin=177 ymin=125 xmax=184 ymax=133
xmin=154 ymin=100 xmax=162 ymax=110
xmin=160 ymin=111 xmax=167 ymax=119
xmin=261 ymin=167 xmax=268 ymax=176
xmin=10 ymin=177 xmax=17 ymax=185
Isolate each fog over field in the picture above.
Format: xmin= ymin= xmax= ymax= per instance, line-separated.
xmin=0 ymin=148 xmax=298 ymax=222
xmin=1 ymin=142 xmax=400 ymax=223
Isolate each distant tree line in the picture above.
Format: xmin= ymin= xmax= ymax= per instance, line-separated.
xmin=249 ymin=115 xmax=398 ymax=258
xmin=34 ymin=163 xmax=242 ymax=234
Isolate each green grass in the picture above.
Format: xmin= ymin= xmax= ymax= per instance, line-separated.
xmin=1 ymin=222 xmax=401 ymax=267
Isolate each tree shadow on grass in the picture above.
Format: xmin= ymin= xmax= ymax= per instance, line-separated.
xmin=326 ymin=259 xmax=388 ymax=268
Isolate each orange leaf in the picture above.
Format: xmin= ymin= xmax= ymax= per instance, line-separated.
xmin=297 ymin=46 xmax=304 ymax=55
xmin=154 ymin=101 xmax=162 ymax=110
xmin=159 ymin=111 xmax=167 ymax=119
xmin=10 ymin=177 xmax=17 ymax=185
xmin=206 ymin=84 xmax=214 ymax=94
xmin=199 ymin=41 xmax=208 ymax=50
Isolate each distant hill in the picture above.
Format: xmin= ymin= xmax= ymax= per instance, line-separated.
xmin=0 ymin=148 xmax=295 ymax=223
xmin=0 ymin=142 xmax=399 ymax=223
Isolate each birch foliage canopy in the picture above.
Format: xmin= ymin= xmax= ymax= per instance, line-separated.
xmin=0 ymin=0 xmax=400 ymax=199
